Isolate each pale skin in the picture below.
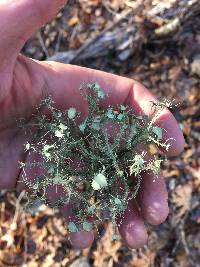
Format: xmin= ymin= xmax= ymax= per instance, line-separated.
xmin=0 ymin=0 xmax=185 ymax=249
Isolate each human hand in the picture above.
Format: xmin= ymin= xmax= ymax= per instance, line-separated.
xmin=0 ymin=0 xmax=184 ymax=249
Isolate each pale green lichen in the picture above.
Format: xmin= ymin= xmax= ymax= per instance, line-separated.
xmin=91 ymin=173 xmax=108 ymax=190
xmin=18 ymin=82 xmax=174 ymax=237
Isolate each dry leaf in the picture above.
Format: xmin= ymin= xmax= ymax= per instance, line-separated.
xmin=171 ymin=184 xmax=192 ymax=226
xmin=1 ymin=233 xmax=14 ymax=248
xmin=93 ymin=223 xmax=121 ymax=267
xmin=68 ymin=16 xmax=79 ymax=27
xmin=186 ymin=166 xmax=200 ymax=190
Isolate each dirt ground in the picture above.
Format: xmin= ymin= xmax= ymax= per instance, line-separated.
xmin=0 ymin=1 xmax=199 ymax=266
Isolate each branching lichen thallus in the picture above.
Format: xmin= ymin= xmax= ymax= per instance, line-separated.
xmin=19 ymin=82 xmax=174 ymax=236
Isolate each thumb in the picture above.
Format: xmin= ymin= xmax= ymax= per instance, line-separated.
xmin=0 ymin=0 xmax=67 ymax=62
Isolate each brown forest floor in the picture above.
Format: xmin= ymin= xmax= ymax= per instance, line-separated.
xmin=0 ymin=1 xmax=199 ymax=266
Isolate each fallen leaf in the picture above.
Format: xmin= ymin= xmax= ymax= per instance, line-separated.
xmin=171 ymin=184 xmax=192 ymax=226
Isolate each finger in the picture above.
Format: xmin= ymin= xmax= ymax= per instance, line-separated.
xmin=137 ymin=172 xmax=169 ymax=225
xmin=38 ymin=61 xmax=185 ymax=156
xmin=125 ymin=81 xmax=185 ymax=156
xmin=118 ymin=200 xmax=148 ymax=249
xmin=0 ymin=0 xmax=67 ymax=62
xmin=46 ymin=186 xmax=94 ymax=249
xmin=46 ymin=159 xmax=94 ymax=249
xmin=17 ymin=151 xmax=94 ymax=249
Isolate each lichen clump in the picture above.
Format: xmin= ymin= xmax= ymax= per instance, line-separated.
xmin=19 ymin=83 xmax=173 ymax=235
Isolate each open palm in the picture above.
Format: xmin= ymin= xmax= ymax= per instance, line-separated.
xmin=0 ymin=0 xmax=184 ymax=249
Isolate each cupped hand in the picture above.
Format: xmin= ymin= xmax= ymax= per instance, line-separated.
xmin=0 ymin=0 xmax=184 ymax=249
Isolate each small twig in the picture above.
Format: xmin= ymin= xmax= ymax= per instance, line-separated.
xmin=155 ymin=0 xmax=200 ymax=36
xmin=11 ymin=190 xmax=26 ymax=229
xmin=155 ymin=17 xmax=181 ymax=36
xmin=172 ymin=213 xmax=196 ymax=267
xmin=22 ymin=211 xmax=28 ymax=263
xmin=102 ymin=0 xmax=118 ymax=15
xmin=37 ymin=31 xmax=50 ymax=58
xmin=179 ymin=223 xmax=196 ymax=267
xmin=54 ymin=29 xmax=63 ymax=54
